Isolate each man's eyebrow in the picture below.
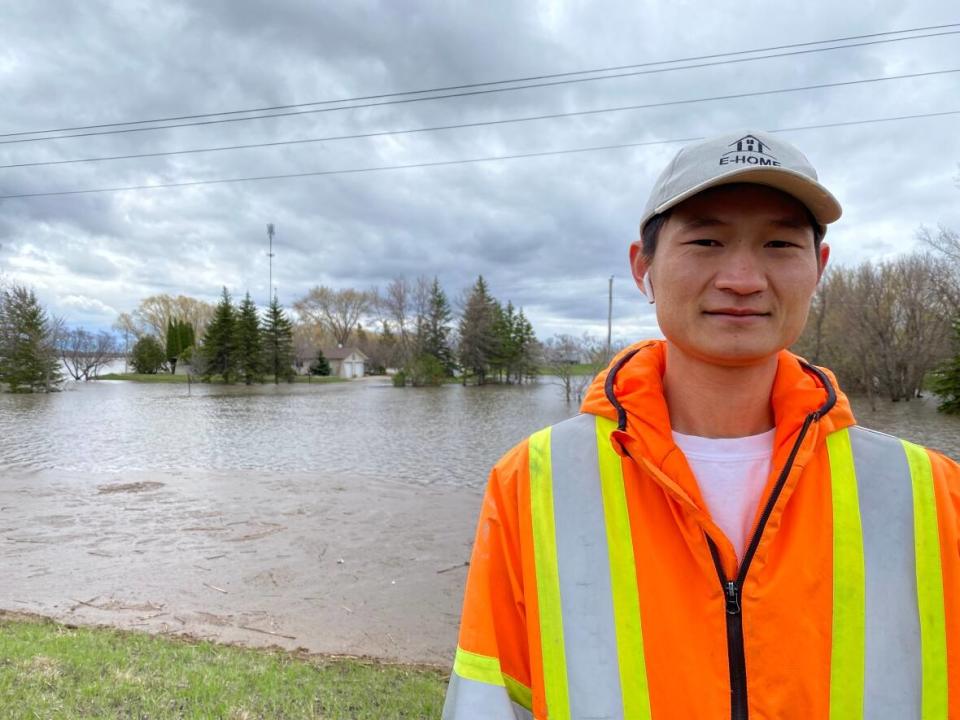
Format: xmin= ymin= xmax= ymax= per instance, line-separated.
xmin=769 ymin=217 xmax=812 ymax=230
xmin=678 ymin=217 xmax=727 ymax=232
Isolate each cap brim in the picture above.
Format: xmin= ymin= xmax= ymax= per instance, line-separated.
xmin=646 ymin=166 xmax=842 ymax=231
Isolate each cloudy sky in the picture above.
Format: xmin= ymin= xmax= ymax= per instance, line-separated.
xmin=1 ymin=0 xmax=958 ymax=342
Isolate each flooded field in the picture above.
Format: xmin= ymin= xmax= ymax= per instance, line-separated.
xmin=0 ymin=376 xmax=957 ymax=662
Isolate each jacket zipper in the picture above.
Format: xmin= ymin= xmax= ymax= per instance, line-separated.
xmin=604 ymin=352 xmax=836 ymax=720
xmin=707 ymin=409 xmax=820 ymax=720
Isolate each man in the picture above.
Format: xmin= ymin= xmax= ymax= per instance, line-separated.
xmin=442 ymin=130 xmax=960 ymax=719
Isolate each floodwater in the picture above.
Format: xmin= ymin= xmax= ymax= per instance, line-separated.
xmin=0 ymin=376 xmax=957 ymax=663
xmin=0 ymin=376 xmax=575 ymax=485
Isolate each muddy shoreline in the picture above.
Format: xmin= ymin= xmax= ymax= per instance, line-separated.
xmin=0 ymin=468 xmax=482 ymax=664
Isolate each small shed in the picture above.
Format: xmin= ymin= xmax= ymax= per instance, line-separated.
xmin=323 ymin=347 xmax=368 ymax=379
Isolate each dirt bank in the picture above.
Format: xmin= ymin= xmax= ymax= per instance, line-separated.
xmin=0 ymin=468 xmax=482 ymax=664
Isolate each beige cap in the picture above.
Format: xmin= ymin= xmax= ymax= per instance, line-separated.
xmin=640 ymin=130 xmax=842 ymax=233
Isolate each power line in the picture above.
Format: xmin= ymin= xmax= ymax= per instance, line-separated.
xmin=3 ymin=22 xmax=957 ymax=139
xmin=2 ymin=68 xmax=955 ymax=170
xmin=1 ymin=109 xmax=956 ymax=201
xmin=3 ymin=29 xmax=959 ymax=146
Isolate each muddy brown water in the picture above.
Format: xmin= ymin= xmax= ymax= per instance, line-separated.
xmin=0 ymin=377 xmax=957 ymax=663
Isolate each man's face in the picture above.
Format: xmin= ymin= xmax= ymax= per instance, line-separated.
xmin=630 ymin=184 xmax=830 ymax=367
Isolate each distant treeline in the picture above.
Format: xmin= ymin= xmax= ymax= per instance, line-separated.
xmin=114 ymin=275 xmax=541 ymax=387
xmin=792 ymin=226 xmax=960 ymax=413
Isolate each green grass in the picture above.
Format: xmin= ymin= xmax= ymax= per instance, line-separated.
xmin=0 ymin=615 xmax=447 ymax=719
xmin=97 ymin=373 xmax=346 ymax=384
xmin=97 ymin=372 xmax=189 ymax=383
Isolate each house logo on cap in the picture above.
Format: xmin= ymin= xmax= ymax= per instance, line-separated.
xmin=719 ymin=134 xmax=781 ymax=167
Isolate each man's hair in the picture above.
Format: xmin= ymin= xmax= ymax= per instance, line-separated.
xmin=640 ymin=194 xmax=826 ymax=264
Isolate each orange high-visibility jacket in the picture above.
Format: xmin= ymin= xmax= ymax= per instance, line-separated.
xmin=444 ymin=341 xmax=960 ymax=719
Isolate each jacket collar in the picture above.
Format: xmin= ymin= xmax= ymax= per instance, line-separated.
xmin=580 ymin=339 xmax=856 ymax=467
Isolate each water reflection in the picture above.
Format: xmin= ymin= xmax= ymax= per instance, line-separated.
xmin=0 ymin=378 xmax=956 ymax=486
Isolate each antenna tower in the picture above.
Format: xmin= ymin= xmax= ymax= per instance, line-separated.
xmin=266 ymin=223 xmax=275 ymax=303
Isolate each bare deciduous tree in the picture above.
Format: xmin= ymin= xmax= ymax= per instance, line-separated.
xmin=918 ymin=225 xmax=960 ymax=308
xmin=293 ymin=286 xmax=373 ymax=347
xmin=379 ymin=277 xmax=413 ymax=358
xmin=132 ymin=295 xmax=215 ymax=340
xmin=543 ymin=333 xmax=603 ymax=403
xmin=291 ymin=320 xmax=328 ymax=374
xmin=795 ymin=252 xmax=952 ymax=405
xmin=61 ymin=328 xmax=118 ymax=380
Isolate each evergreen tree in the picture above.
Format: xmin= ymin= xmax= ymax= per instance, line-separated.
xmin=490 ymin=301 xmax=518 ymax=383
xmin=201 ymin=287 xmax=238 ymax=383
xmin=309 ymin=349 xmax=331 ymax=376
xmin=487 ymin=302 xmax=538 ymax=384
xmin=422 ymin=277 xmax=455 ymax=375
xmin=165 ymin=318 xmax=195 ymax=374
xmin=458 ymin=276 xmax=499 ymax=384
xmin=236 ymin=293 xmax=264 ymax=385
xmin=513 ymin=308 xmax=538 ymax=383
xmin=262 ymin=294 xmax=295 ymax=383
xmin=131 ymin=335 xmax=167 ymax=374
xmin=933 ymin=317 xmax=960 ymax=414
xmin=0 ymin=285 xmax=63 ymax=392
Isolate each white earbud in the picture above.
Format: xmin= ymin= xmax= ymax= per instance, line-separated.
xmin=642 ymin=273 xmax=655 ymax=304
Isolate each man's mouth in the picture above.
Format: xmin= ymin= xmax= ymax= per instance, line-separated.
xmin=703 ymin=308 xmax=770 ymax=316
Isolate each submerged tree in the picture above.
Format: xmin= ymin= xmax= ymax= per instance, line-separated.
xmin=235 ymin=293 xmax=264 ymax=385
xmin=0 ymin=285 xmax=63 ymax=392
xmin=458 ymin=276 xmax=499 ymax=385
xmin=420 ymin=277 xmax=456 ymax=375
xmin=200 ymin=287 xmax=238 ymax=383
xmin=61 ymin=327 xmax=118 ymax=381
xmin=262 ymin=294 xmax=295 ymax=384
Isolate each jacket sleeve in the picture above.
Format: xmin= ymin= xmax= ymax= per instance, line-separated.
xmin=443 ymin=440 xmax=534 ymax=720
xmin=928 ymin=447 xmax=960 ymax=712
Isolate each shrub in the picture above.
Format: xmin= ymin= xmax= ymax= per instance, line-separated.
xmin=131 ymin=335 xmax=167 ymax=374
xmin=404 ymin=354 xmax=447 ymax=387
xmin=309 ymin=351 xmax=331 ymax=376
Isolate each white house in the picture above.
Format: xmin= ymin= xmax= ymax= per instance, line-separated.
xmin=324 ymin=347 xmax=368 ymax=379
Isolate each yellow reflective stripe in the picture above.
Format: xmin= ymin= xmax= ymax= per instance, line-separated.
xmin=902 ymin=440 xmax=948 ymax=720
xmin=528 ymin=427 xmax=570 ymax=720
xmin=452 ymin=647 xmax=533 ymax=710
xmin=826 ymin=428 xmax=865 ymax=719
xmin=595 ymin=416 xmax=651 ymax=720
xmin=454 ymin=646 xmax=505 ymax=686
xmin=504 ymin=675 xmax=533 ymax=711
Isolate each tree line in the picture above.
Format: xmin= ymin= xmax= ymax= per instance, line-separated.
xmin=303 ymin=275 xmax=540 ymax=387
xmin=129 ymin=289 xmax=301 ymax=385
xmin=793 ymin=225 xmax=960 ymax=413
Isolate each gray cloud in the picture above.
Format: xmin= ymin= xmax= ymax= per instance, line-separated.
xmin=1 ymin=0 xmax=958 ymax=340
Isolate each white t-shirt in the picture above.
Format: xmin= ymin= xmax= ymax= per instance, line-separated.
xmin=672 ymin=429 xmax=776 ymax=562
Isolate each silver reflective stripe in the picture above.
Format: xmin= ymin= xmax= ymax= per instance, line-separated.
xmin=550 ymin=413 xmax=623 ymax=720
xmin=442 ymin=672 xmax=533 ymax=720
xmin=848 ymin=426 xmax=922 ymax=717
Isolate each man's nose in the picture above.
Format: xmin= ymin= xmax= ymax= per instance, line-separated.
xmin=714 ymin=250 xmax=768 ymax=295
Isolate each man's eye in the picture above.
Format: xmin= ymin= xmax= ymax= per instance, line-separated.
xmin=766 ymin=240 xmax=799 ymax=248
xmin=688 ymin=239 xmax=719 ymax=247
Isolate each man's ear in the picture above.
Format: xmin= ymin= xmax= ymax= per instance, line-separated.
xmin=629 ymin=241 xmax=648 ymax=291
xmin=629 ymin=241 xmax=654 ymax=302
xmin=817 ymin=242 xmax=831 ymax=280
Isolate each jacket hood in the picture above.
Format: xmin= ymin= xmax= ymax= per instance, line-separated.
xmin=580 ymin=340 xmax=856 ymax=466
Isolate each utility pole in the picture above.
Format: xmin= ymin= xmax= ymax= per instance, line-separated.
xmin=606 ymin=275 xmax=614 ymax=360
xmin=266 ymin=223 xmax=275 ymax=304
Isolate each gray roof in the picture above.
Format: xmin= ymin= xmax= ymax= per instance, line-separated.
xmin=322 ymin=347 xmax=368 ymax=361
